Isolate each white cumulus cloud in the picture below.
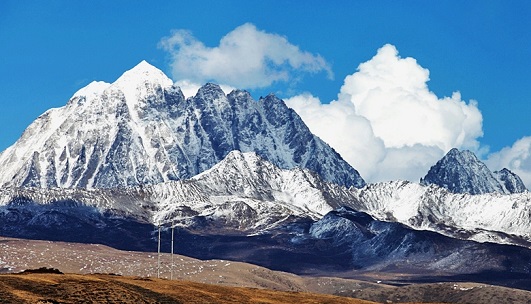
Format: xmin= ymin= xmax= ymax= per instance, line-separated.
xmin=339 ymin=44 xmax=483 ymax=151
xmin=286 ymin=44 xmax=484 ymax=183
xmin=159 ymin=23 xmax=332 ymax=89
xmin=487 ymin=136 xmax=531 ymax=189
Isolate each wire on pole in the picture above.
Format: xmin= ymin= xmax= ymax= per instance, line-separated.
xmin=171 ymin=221 xmax=174 ymax=280
xmin=157 ymin=224 xmax=161 ymax=279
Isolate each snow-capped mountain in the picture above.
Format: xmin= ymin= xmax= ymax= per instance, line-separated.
xmin=494 ymin=168 xmax=528 ymax=194
xmin=147 ymin=150 xmax=354 ymax=228
xmin=1 ymin=60 xmax=530 ymax=286
xmin=0 ymin=61 xmax=364 ymax=189
xmin=305 ymin=207 xmax=531 ymax=275
xmin=150 ymin=151 xmax=531 ymax=246
xmin=420 ymin=148 xmax=527 ymax=194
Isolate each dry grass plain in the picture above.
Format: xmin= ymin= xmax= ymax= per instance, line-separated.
xmin=0 ymin=272 xmax=378 ymax=304
xmin=1 ymin=236 xmax=530 ymax=303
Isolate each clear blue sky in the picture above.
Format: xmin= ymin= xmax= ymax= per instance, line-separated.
xmin=1 ymin=1 xmax=530 ymax=177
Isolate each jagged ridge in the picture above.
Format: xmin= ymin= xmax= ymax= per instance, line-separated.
xmin=0 ymin=61 xmax=365 ymax=189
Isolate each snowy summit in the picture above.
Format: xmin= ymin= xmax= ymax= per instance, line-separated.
xmin=0 ymin=61 xmax=365 ymax=189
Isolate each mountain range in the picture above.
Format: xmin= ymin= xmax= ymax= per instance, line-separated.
xmin=0 ymin=61 xmax=530 ymax=291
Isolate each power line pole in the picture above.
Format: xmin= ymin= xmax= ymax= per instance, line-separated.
xmin=157 ymin=223 xmax=161 ymax=279
xmin=171 ymin=221 xmax=174 ymax=280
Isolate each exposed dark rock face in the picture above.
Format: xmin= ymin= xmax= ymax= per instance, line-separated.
xmin=421 ymin=148 xmax=527 ymax=194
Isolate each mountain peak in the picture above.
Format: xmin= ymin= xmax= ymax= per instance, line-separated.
xmin=193 ymin=150 xmax=268 ymax=180
xmin=494 ymin=168 xmax=528 ymax=193
xmin=114 ymin=60 xmax=172 ymax=85
xmin=127 ymin=60 xmax=166 ymax=75
xmin=70 ymin=61 xmax=171 ymax=102
xmin=112 ymin=61 xmax=173 ymax=102
xmin=72 ymin=81 xmax=111 ymax=99
xmin=0 ymin=61 xmax=365 ymax=189
xmin=195 ymin=83 xmax=226 ymax=100
xmin=445 ymin=148 xmax=477 ymax=163
xmin=421 ymin=148 xmax=526 ymax=194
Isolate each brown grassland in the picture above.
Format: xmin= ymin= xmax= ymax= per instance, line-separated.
xmin=0 ymin=272 xmax=379 ymax=304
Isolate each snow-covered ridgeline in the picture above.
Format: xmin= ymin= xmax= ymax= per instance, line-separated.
xmin=0 ymin=151 xmax=343 ymax=232
xmin=421 ymin=148 xmax=527 ymax=195
xmin=347 ymin=180 xmax=531 ymax=245
xmin=145 ymin=151 xmax=345 ymax=227
xmin=1 ymin=151 xmax=530 ymax=248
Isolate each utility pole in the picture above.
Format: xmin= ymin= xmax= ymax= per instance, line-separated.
xmin=157 ymin=224 xmax=161 ymax=279
xmin=171 ymin=220 xmax=174 ymax=280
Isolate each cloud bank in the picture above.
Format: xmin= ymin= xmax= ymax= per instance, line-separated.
xmin=286 ymin=44 xmax=484 ymax=182
xmin=159 ymin=23 xmax=332 ymax=90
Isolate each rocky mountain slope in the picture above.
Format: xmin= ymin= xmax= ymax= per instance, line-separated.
xmin=0 ymin=151 xmax=351 ymax=241
xmin=420 ymin=148 xmax=527 ymax=194
xmin=494 ymin=168 xmax=528 ymax=194
xmin=0 ymin=61 xmax=364 ymax=189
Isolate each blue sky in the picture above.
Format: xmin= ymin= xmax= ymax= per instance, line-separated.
xmin=1 ymin=1 xmax=530 ymax=185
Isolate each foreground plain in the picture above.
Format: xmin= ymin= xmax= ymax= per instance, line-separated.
xmin=0 ymin=273 xmax=379 ymax=304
